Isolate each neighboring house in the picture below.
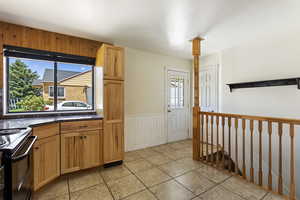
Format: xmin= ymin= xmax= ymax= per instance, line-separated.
xmin=32 ymin=69 xmax=92 ymax=104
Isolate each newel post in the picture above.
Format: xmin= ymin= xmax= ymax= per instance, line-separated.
xmin=192 ymin=37 xmax=203 ymax=161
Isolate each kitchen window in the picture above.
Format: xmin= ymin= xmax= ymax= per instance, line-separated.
xmin=3 ymin=45 xmax=95 ymax=114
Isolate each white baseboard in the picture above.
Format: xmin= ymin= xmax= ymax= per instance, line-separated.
xmin=125 ymin=113 xmax=166 ymax=152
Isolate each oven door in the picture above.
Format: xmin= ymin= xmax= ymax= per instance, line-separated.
xmin=11 ymin=136 xmax=37 ymax=200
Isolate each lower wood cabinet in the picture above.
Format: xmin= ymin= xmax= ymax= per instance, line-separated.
xmin=103 ymin=122 xmax=124 ymax=164
xmin=61 ymin=130 xmax=103 ymax=174
xmin=33 ymin=135 xmax=60 ymax=191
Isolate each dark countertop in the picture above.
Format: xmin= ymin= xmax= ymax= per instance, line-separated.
xmin=0 ymin=114 xmax=103 ymax=130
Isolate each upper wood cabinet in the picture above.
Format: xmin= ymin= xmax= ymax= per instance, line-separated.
xmin=96 ymin=44 xmax=124 ymax=80
xmin=104 ymin=80 xmax=124 ymax=122
xmin=33 ymin=135 xmax=60 ymax=191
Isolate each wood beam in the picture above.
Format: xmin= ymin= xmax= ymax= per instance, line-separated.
xmin=192 ymin=37 xmax=203 ymax=161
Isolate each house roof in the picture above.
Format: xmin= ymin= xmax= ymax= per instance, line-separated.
xmin=32 ymin=79 xmax=42 ymax=86
xmin=42 ymin=69 xmax=81 ymax=82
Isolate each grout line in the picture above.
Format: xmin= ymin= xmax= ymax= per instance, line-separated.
xmin=99 ymin=167 xmax=117 ymax=200
xmin=122 ymin=164 xmax=160 ymax=200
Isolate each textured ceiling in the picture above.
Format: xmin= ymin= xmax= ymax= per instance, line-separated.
xmin=0 ymin=0 xmax=299 ymax=58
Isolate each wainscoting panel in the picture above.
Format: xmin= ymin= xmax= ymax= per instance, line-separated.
xmin=125 ymin=113 xmax=166 ymax=152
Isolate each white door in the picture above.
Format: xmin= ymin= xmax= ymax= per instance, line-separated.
xmin=166 ymin=69 xmax=190 ymax=143
xmin=200 ymin=65 xmax=219 ymax=112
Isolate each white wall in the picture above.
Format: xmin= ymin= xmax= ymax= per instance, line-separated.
xmin=201 ymin=30 xmax=300 ymax=197
xmin=124 ymin=47 xmax=192 ymax=151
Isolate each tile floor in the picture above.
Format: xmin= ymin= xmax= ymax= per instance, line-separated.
xmin=33 ymin=139 xmax=285 ymax=200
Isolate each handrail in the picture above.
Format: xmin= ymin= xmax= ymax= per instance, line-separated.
xmin=200 ymin=111 xmax=300 ymax=125
xmin=197 ymin=111 xmax=297 ymax=200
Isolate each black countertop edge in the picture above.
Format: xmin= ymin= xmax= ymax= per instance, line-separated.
xmin=0 ymin=114 xmax=103 ymax=130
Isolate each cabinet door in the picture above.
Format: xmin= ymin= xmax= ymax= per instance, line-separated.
xmin=103 ymin=122 xmax=124 ymax=163
xmin=80 ymin=130 xmax=101 ymax=169
xmin=33 ymin=135 xmax=60 ymax=191
xmin=60 ymin=132 xmax=81 ymax=174
xmin=104 ymin=45 xmax=124 ymax=80
xmin=104 ymin=80 xmax=124 ymax=122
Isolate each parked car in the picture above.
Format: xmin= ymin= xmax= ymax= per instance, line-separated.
xmin=45 ymin=101 xmax=92 ymax=111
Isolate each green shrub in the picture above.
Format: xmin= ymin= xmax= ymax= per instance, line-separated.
xmin=17 ymin=95 xmax=52 ymax=111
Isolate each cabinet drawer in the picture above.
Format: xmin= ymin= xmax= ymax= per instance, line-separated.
xmin=60 ymin=120 xmax=103 ymax=134
xmin=33 ymin=123 xmax=59 ymax=140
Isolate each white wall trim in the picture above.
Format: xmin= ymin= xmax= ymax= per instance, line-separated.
xmin=125 ymin=113 xmax=166 ymax=152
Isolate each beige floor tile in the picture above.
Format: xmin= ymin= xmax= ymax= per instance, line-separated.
xmin=176 ymin=158 xmax=204 ymax=170
xmin=221 ymin=177 xmax=268 ymax=200
xmin=68 ymin=168 xmax=104 ymax=192
xmin=137 ymin=148 xmax=161 ymax=158
xmin=33 ymin=177 xmax=69 ymax=200
xmin=151 ymin=144 xmax=176 ymax=153
xmin=125 ymin=159 xmax=154 ymax=173
xmin=199 ymin=186 xmax=244 ymax=200
xmin=196 ymin=165 xmax=230 ymax=183
xmin=100 ymin=165 xmax=131 ymax=182
xmin=70 ymin=184 xmax=113 ymax=200
xmin=125 ymin=150 xmax=143 ymax=162
xmin=159 ymin=161 xmax=191 ymax=177
xmin=175 ymin=171 xmax=216 ymax=195
xmin=107 ymin=174 xmax=146 ymax=200
xmin=168 ymin=142 xmax=190 ymax=150
xmin=136 ymin=168 xmax=172 ymax=187
xmin=149 ymin=180 xmax=195 ymax=200
xmin=123 ymin=190 xmax=157 ymax=200
xmin=163 ymin=149 xmax=192 ymax=160
xmin=262 ymin=193 xmax=286 ymax=200
xmin=146 ymin=154 xmax=173 ymax=165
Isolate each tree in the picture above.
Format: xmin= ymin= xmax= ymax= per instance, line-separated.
xmin=9 ymin=59 xmax=41 ymax=99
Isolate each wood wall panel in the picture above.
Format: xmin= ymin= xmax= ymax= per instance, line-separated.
xmin=0 ymin=21 xmax=105 ymax=88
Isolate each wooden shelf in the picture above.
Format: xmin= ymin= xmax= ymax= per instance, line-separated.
xmin=227 ymin=78 xmax=300 ymax=92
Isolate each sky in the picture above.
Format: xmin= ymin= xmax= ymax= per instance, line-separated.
xmin=9 ymin=57 xmax=92 ymax=80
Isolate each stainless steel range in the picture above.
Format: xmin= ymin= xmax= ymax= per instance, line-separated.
xmin=0 ymin=127 xmax=37 ymax=200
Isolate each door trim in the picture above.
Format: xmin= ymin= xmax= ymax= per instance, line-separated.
xmin=164 ymin=67 xmax=191 ymax=143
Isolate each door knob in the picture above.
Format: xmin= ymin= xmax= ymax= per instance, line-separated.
xmin=168 ymin=110 xmax=171 ymax=113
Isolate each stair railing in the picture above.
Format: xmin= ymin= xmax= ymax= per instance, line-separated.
xmin=199 ymin=111 xmax=298 ymax=200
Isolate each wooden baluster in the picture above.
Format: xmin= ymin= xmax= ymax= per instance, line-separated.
xmin=242 ymin=119 xmax=246 ymax=179
xmin=206 ymin=114 xmax=209 ymax=162
xmin=228 ymin=117 xmax=232 ymax=172
xmin=222 ymin=116 xmax=225 ymax=168
xmin=258 ymin=120 xmax=263 ymax=186
xmin=235 ymin=118 xmax=239 ymax=174
xmin=201 ymin=114 xmax=204 ymax=160
xmin=250 ymin=120 xmax=254 ymax=183
xmin=278 ymin=122 xmax=283 ymax=195
xmin=216 ymin=116 xmax=220 ymax=168
xmin=290 ymin=123 xmax=296 ymax=200
xmin=211 ymin=115 xmax=214 ymax=164
xmin=268 ymin=121 xmax=272 ymax=190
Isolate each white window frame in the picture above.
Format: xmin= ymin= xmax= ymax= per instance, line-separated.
xmin=49 ymin=86 xmax=65 ymax=98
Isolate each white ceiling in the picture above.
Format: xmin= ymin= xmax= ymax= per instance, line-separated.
xmin=0 ymin=0 xmax=299 ymax=59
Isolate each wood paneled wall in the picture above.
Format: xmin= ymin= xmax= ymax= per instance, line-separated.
xmin=0 ymin=21 xmax=104 ymax=88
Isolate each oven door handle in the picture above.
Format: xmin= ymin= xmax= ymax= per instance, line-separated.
xmin=12 ymin=136 xmax=37 ymax=161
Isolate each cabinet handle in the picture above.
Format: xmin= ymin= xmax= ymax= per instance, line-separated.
xmin=84 ymin=136 xmax=87 ymax=139
xmin=79 ymin=125 xmax=88 ymax=129
xmin=34 ymin=147 xmax=39 ymax=150
xmin=80 ymin=136 xmax=83 ymax=139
